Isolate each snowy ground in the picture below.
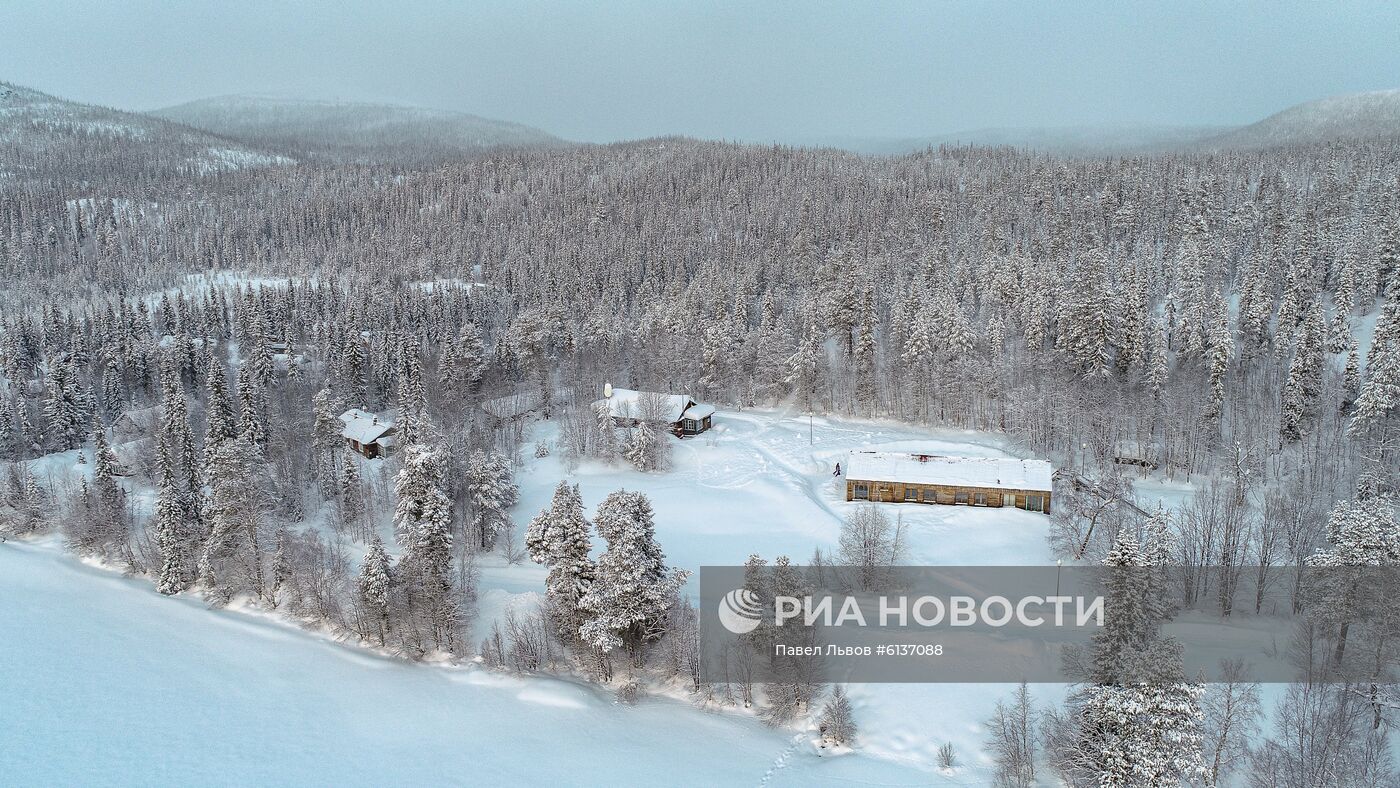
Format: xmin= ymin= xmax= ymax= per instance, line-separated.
xmin=4 ymin=408 xmax=1136 ymax=784
xmin=0 ymin=539 xmax=929 ymax=786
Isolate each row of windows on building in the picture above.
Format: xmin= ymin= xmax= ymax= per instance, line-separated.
xmin=851 ymin=483 xmax=1045 ymax=512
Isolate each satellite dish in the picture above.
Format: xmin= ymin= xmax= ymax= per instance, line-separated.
xmin=603 ymin=382 xmax=613 ymax=399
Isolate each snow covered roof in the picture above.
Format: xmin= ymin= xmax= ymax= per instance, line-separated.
xmin=845 ymin=451 xmax=1053 ymax=492
xmin=338 ymin=408 xmax=395 ymax=445
xmin=597 ymin=388 xmax=695 ymax=423
xmin=682 ymin=403 xmax=716 ymax=420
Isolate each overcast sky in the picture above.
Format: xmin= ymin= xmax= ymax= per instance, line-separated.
xmin=2 ymin=1 xmax=1398 ymax=143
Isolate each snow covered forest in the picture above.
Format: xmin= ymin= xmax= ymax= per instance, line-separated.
xmin=2 ymin=81 xmax=1400 ymax=785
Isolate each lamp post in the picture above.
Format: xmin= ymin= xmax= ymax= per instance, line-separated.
xmin=1055 ymin=558 xmax=1063 ymax=598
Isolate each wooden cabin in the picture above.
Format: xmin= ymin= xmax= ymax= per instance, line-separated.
xmin=596 ymin=387 xmax=714 ymax=437
xmin=843 ymin=451 xmax=1053 ymax=514
xmin=338 ymin=408 xmax=396 ymax=459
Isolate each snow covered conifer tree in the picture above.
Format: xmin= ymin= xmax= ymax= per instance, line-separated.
xmin=43 ymin=354 xmax=85 ymax=450
xmin=1279 ymin=301 xmax=1326 ymax=442
xmin=439 ymin=319 xmax=487 ymax=399
xmin=202 ymin=354 xmax=237 ymax=470
xmin=623 ymin=417 xmax=658 ymax=470
xmin=236 ymin=363 xmax=266 ymax=447
xmin=1203 ymin=294 xmax=1233 ymax=422
xmin=1060 ymin=249 xmax=1117 ymax=379
xmin=393 ymin=444 xmax=458 ymax=650
xmin=1348 ymin=286 xmax=1397 ymax=435
xmin=525 ymin=481 xmax=596 ymax=639
xmin=1116 ymin=269 xmax=1149 ymax=375
xmin=154 ymin=441 xmax=198 ymax=595
xmin=338 ymin=447 xmax=364 ymax=537
xmin=1306 ymin=485 xmax=1399 ymax=665
xmin=341 ymin=332 xmax=368 ymax=405
xmin=395 ymin=339 xmax=432 ymax=448
xmin=786 ymin=303 xmax=825 ymax=413
xmin=199 ymin=437 xmax=270 ymax=601
xmin=83 ymin=418 xmax=127 ymax=557
xmin=852 ymin=281 xmax=879 ymax=413
xmin=100 ymin=362 xmax=122 ymax=422
xmin=753 ymin=294 xmax=795 ymax=402
xmin=1342 ymin=338 xmax=1362 ymax=413
xmin=0 ymin=396 xmax=16 ymax=461
xmin=579 ymin=490 xmax=689 ymax=660
xmin=1049 ymin=532 xmax=1206 ymax=787
xmin=358 ymin=533 xmax=394 ymax=646
xmin=1363 ymin=272 xmax=1398 ymax=376
xmin=310 ymin=387 xmax=343 ymax=498
xmin=1091 ymin=533 xmax=1150 ymax=683
xmin=464 ymin=449 xmax=519 ymax=551
xmin=594 ymin=399 xmax=618 ymax=460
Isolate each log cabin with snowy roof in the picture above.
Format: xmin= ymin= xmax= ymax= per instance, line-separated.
xmin=595 ymin=385 xmax=714 ymax=437
xmin=843 ymin=451 xmax=1053 ymax=514
xmin=338 ymin=408 xmax=396 ymax=459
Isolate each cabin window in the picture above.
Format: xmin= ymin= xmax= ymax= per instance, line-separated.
xmin=955 ymin=491 xmax=969 ymax=504
xmin=854 ymin=483 xmax=869 ymax=500
xmin=904 ymin=488 xmax=918 ymax=501
xmin=1027 ymin=495 xmax=1043 ymax=512
xmin=974 ymin=492 xmax=987 ymax=506
xmin=683 ymin=419 xmax=695 ymax=432
xmin=923 ymin=488 xmax=937 ymax=502
xmin=1003 ymin=494 xmax=1016 ymax=507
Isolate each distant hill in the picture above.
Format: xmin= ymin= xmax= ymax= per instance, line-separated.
xmin=1198 ymin=89 xmax=1400 ymax=150
xmin=790 ymin=124 xmax=1231 ymax=156
xmin=795 ymin=89 xmax=1400 ymax=155
xmin=152 ymin=95 xmax=567 ymax=164
xmin=0 ymin=80 xmax=291 ymax=182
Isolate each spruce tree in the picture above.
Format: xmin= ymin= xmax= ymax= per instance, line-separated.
xmin=525 ymin=481 xmax=596 ymax=639
xmin=578 ymin=490 xmax=689 ymax=656
xmin=154 ymin=441 xmax=197 ymax=595
xmin=358 ymin=533 xmax=394 ymax=646
xmin=393 ymin=444 xmax=456 ymax=650
xmin=1279 ymin=301 xmax=1325 ymax=442
xmin=203 ymin=354 xmax=237 ymax=470
xmin=199 ymin=438 xmax=269 ymax=600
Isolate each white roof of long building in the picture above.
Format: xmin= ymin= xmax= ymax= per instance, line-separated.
xmin=597 ymin=388 xmax=694 ymax=422
xmin=845 ymin=451 xmax=1053 ymax=492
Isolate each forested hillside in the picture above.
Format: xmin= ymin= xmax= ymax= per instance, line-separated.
xmin=0 ymin=81 xmax=290 ymax=185
xmin=3 ymin=130 xmax=1396 ymax=482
